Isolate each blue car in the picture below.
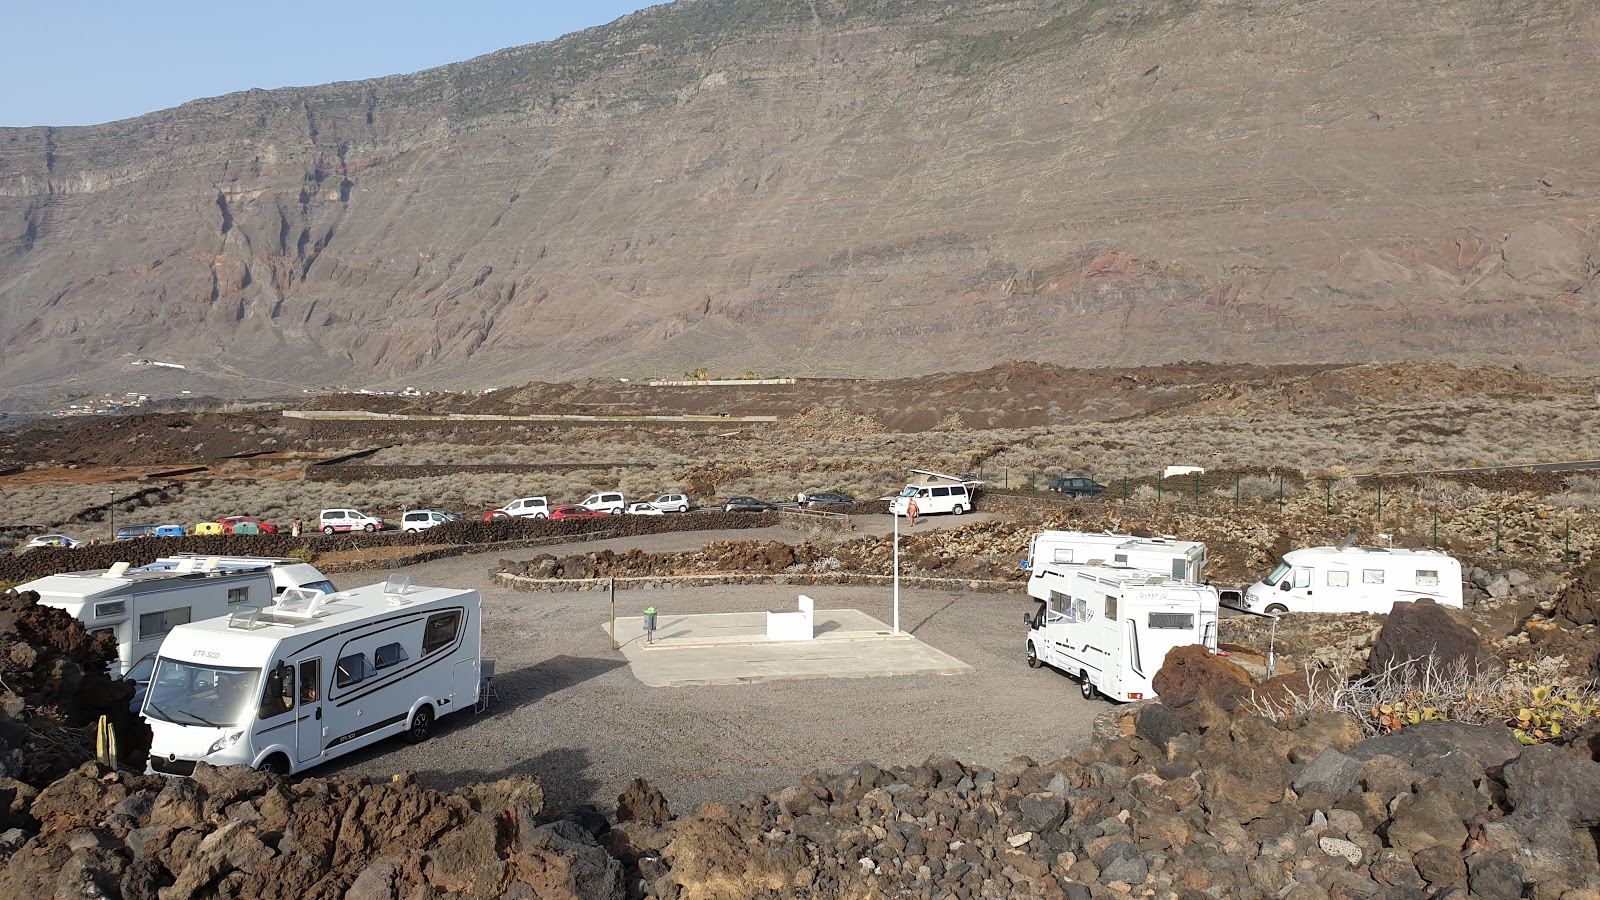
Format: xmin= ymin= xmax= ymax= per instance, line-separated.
xmin=153 ymin=524 xmax=185 ymax=537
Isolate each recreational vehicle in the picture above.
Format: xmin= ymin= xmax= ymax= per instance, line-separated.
xmin=144 ymin=577 xmax=482 ymax=776
xmin=21 ymin=562 xmax=276 ymax=679
xmin=1243 ymin=546 xmax=1463 ymax=615
xmin=1024 ymin=564 xmax=1219 ymax=702
xmin=136 ymin=555 xmax=336 ymax=597
xmin=1024 ymin=531 xmax=1209 ymax=589
xmin=887 ymin=469 xmax=982 ymax=517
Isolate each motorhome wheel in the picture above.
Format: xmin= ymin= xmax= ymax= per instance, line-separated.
xmin=1027 ymin=643 xmax=1041 ymax=668
xmin=404 ymin=706 xmax=434 ymax=744
xmin=257 ymin=754 xmax=290 ymax=776
xmin=951 ymin=504 xmax=966 ymax=515
xmin=1080 ymin=675 xmax=1096 ymax=700
xmin=1265 ymin=603 xmax=1288 ymax=615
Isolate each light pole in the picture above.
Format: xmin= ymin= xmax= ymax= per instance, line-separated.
xmin=108 ymin=487 xmax=115 ymax=541
xmin=892 ymin=509 xmax=900 ymax=634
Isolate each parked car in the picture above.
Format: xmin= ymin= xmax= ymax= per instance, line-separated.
xmin=1049 ymin=476 xmax=1107 ymax=497
xmin=115 ymin=525 xmax=159 ymax=540
xmin=153 ymin=525 xmax=186 ymax=537
xmin=802 ymin=492 xmax=854 ymax=508
xmin=625 ymin=502 xmax=665 ymax=516
xmin=401 ymin=509 xmax=455 ymax=532
xmin=319 ymin=508 xmax=385 ymax=533
xmin=485 ymin=497 xmax=550 ymax=520
xmin=23 ymin=534 xmax=83 ymax=550
xmin=722 ymin=496 xmax=777 ymax=513
xmin=217 ymin=515 xmax=279 ymax=535
xmin=423 ymin=507 xmax=463 ymax=521
xmin=579 ymin=492 xmax=627 ymax=514
xmin=549 ymin=505 xmax=608 ymax=521
xmin=646 ymin=493 xmax=691 ymax=513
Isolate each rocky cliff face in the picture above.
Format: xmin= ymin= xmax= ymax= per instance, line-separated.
xmin=1 ymin=0 xmax=1597 ymax=400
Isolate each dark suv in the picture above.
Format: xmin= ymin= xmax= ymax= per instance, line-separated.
xmin=1049 ymin=477 xmax=1107 ymax=497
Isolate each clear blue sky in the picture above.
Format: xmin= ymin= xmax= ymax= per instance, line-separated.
xmin=0 ymin=1 xmax=663 ymax=127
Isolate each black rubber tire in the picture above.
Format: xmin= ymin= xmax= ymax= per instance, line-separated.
xmin=1265 ymin=603 xmax=1288 ymax=615
xmin=1080 ymin=675 xmax=1096 ymax=700
xmin=952 ymin=504 xmax=966 ymax=516
xmin=322 ymin=525 xmax=335 ymax=535
xmin=535 ymin=513 xmax=548 ymax=520
xmin=257 ymin=754 xmax=291 ymax=776
xmin=1026 ymin=643 xmax=1042 ymax=669
xmin=364 ymin=522 xmax=378 ymax=532
xmin=404 ymin=707 xmax=434 ymax=744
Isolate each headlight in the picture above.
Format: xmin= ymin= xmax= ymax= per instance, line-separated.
xmin=208 ymin=731 xmax=244 ymax=754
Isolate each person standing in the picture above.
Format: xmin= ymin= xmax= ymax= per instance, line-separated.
xmin=906 ymin=497 xmax=919 ymax=528
xmin=797 ymin=490 xmax=807 ymax=506
xmin=290 ymin=519 xmax=302 ymax=538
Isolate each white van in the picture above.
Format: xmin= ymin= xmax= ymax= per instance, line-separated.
xmin=580 ymin=492 xmax=626 ymax=514
xmin=1243 ymin=546 xmax=1463 ymax=615
xmin=887 ymin=469 xmax=981 ymax=517
xmin=488 ymin=497 xmax=550 ymax=520
xmin=1024 ymin=531 xmax=1209 ymax=585
xmin=319 ymin=508 xmax=385 ymax=533
xmin=1025 ymin=564 xmax=1219 ymax=702
xmin=137 ymin=555 xmax=336 ymax=598
xmin=144 ymin=577 xmax=482 ymax=776
xmin=22 ymin=561 xmax=276 ymax=679
xmin=401 ymin=509 xmax=453 ymax=532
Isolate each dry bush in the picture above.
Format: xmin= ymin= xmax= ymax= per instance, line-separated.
xmin=1553 ymin=474 xmax=1600 ymax=511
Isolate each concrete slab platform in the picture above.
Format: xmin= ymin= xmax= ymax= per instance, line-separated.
xmin=604 ymin=608 xmax=974 ymax=687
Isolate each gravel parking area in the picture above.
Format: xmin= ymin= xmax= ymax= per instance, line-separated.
xmin=322 ymin=514 xmax=1095 ymax=815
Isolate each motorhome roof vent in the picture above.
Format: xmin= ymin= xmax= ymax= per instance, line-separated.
xmin=272 ymin=588 xmax=330 ymax=619
xmin=1145 ymin=576 xmax=1167 ymax=585
xmin=227 ymin=607 xmax=264 ymax=630
xmin=383 ymin=574 xmax=417 ymax=605
xmin=1337 ymin=533 xmax=1358 ymax=550
xmin=1086 ymin=558 xmax=1107 ymax=567
xmin=200 ymin=556 xmax=222 ymax=572
xmin=106 ymin=562 xmax=131 ymax=577
xmin=174 ymin=558 xmax=198 ymax=574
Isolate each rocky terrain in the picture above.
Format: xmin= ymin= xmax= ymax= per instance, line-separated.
xmin=3 ymin=0 xmax=1599 ymax=401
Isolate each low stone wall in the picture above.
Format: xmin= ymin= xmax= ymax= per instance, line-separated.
xmin=495 ymin=570 xmax=1025 ymax=594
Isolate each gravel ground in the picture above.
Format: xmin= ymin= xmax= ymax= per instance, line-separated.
xmin=321 ymin=511 xmax=1099 ymax=816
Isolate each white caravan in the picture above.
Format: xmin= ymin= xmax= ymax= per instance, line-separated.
xmin=888 ymin=469 xmax=982 ymax=517
xmin=1243 ymin=546 xmax=1463 ymax=615
xmin=1024 ymin=531 xmax=1209 ymax=586
xmin=21 ymin=561 xmax=276 ymax=679
xmin=144 ymin=577 xmax=482 ymax=776
xmin=1024 ymin=564 xmax=1219 ymax=702
xmin=136 ymin=555 xmax=335 ymax=597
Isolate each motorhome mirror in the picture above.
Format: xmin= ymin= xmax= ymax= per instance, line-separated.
xmin=1279 ymin=581 xmax=1290 ymax=591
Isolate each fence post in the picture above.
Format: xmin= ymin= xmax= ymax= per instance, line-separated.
xmin=1235 ymin=473 xmax=1241 ymax=511
xmin=1325 ymin=482 xmax=1331 ymax=517
xmin=1566 ymin=519 xmax=1572 ymax=565
xmin=1123 ymin=476 xmax=1128 ymax=509
xmin=1194 ymin=471 xmax=1201 ymax=508
xmin=1157 ymin=474 xmax=1163 ymax=505
xmin=1432 ymin=511 xmax=1438 ymax=550
xmin=1376 ymin=482 xmax=1382 ymax=525
xmin=1004 ymin=468 xmax=1009 ymax=490
xmin=1278 ymin=477 xmax=1284 ymax=514
xmin=1495 ymin=515 xmax=1502 ymax=558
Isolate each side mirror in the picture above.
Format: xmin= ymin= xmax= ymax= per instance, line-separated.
xmin=1023 ymin=612 xmax=1034 ymax=626
xmin=1279 ymin=581 xmax=1291 ymax=591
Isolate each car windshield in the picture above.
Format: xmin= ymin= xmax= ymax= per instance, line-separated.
xmin=1265 ymin=562 xmax=1291 ymax=585
xmin=898 ymin=486 xmax=919 ymax=497
xmin=144 ymin=658 xmax=262 ymax=728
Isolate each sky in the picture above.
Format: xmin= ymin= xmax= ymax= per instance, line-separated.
xmin=0 ymin=1 xmax=663 ymax=128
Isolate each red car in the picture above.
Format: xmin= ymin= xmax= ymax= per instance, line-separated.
xmin=548 ymin=505 xmax=607 ymax=521
xmin=217 ymin=515 xmax=279 ymax=535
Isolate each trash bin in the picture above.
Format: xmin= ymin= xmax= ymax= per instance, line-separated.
xmin=643 ymin=607 xmax=658 ymax=644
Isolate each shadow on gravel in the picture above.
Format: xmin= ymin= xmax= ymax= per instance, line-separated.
xmin=491 ymin=654 xmax=628 ymax=713
xmin=416 ymin=747 xmax=606 ymax=817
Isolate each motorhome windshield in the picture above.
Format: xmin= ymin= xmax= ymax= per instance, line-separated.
xmin=144 ymin=659 xmax=261 ymax=728
xmin=1265 ymin=562 xmax=1291 ymax=585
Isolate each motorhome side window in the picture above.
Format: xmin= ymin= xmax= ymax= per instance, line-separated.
xmin=1363 ymin=569 xmax=1384 ymax=584
xmin=1104 ymin=596 xmax=1118 ymax=620
xmin=1327 ymin=571 xmax=1350 ymax=587
xmin=423 ymin=611 xmax=462 ymax=655
xmin=138 ymin=608 xmax=191 ymax=640
xmin=1415 ymin=570 xmax=1439 ymax=587
xmin=258 ymin=662 xmax=294 ymax=720
xmin=1293 ymin=568 xmax=1311 ymax=589
xmin=336 ymin=653 xmax=372 ymax=688
xmin=374 ymin=642 xmax=409 ymax=670
xmin=227 ymin=587 xmax=251 ymax=605
xmin=94 ymin=600 xmax=126 ymax=619
xmin=1052 ymin=549 xmax=1073 ymax=564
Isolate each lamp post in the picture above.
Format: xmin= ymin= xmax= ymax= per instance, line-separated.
xmin=108 ymin=488 xmax=115 ymax=541
xmin=892 ymin=509 xmax=901 ymax=634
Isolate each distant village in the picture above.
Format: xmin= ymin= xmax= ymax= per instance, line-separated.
xmin=51 ymin=392 xmax=149 ymax=417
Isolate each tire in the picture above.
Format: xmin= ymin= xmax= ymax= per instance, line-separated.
xmin=1026 ymin=643 xmax=1042 ymax=669
xmin=1080 ymin=676 xmax=1096 ymax=701
xmin=257 ymin=754 xmax=291 ymax=776
xmin=322 ymin=525 xmax=335 ymax=535
xmin=403 ymin=706 xmax=434 ymax=744
xmin=1265 ymin=603 xmax=1289 ymax=615
xmin=951 ymin=504 xmax=966 ymax=516
xmin=535 ymin=513 xmax=548 ymax=520
xmin=364 ymin=523 xmax=378 ymax=532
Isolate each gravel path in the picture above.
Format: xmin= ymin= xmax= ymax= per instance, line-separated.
xmin=321 ymin=512 xmax=1097 ymax=816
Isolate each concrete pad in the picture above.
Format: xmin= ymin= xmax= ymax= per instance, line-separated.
xmin=604 ymin=608 xmax=974 ymax=687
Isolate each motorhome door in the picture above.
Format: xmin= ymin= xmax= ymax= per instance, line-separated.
xmin=295 ymin=657 xmax=324 ymax=764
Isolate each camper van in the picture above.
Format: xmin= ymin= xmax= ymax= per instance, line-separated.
xmin=1243 ymin=546 xmax=1463 ymax=615
xmin=1025 ymin=564 xmax=1219 ymax=702
xmin=136 ymin=555 xmax=336 ymax=598
xmin=144 ymin=578 xmax=482 ymax=776
xmin=1023 ymin=531 xmax=1209 ymax=586
xmin=22 ymin=562 xmax=276 ymax=679
xmin=887 ymin=469 xmax=982 ymax=517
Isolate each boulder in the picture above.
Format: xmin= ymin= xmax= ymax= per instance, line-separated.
xmin=1366 ymin=598 xmax=1486 ymax=677
xmin=1292 ymin=748 xmax=1363 ymax=804
xmin=1151 ymin=645 xmax=1256 ymax=731
xmin=1348 ymin=722 xmax=1522 ymax=773
xmin=615 ymin=775 xmax=671 ymax=827
xmin=1134 ymin=703 xmax=1187 ymax=751
xmin=1553 ymin=556 xmax=1600 ymax=627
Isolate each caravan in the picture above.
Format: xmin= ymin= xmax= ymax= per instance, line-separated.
xmin=1243 ymin=546 xmax=1463 ymax=615
xmin=887 ymin=469 xmax=982 ymax=518
xmin=1024 ymin=531 xmax=1209 ymax=587
xmin=22 ymin=561 xmax=276 ymax=679
xmin=1024 ymin=564 xmax=1219 ymax=702
xmin=144 ymin=577 xmax=482 ymax=776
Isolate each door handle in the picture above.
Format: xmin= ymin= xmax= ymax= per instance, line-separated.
xmin=315 ymin=707 xmax=322 ymax=720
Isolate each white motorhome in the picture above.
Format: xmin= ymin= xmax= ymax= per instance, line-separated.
xmin=1243 ymin=546 xmax=1463 ymax=615
xmin=21 ymin=561 xmax=276 ymax=679
xmin=144 ymin=577 xmax=482 ymax=776
xmin=887 ymin=469 xmax=981 ymax=517
xmin=1024 ymin=531 xmax=1209 ymax=586
xmin=136 ymin=555 xmax=335 ymax=597
xmin=1025 ymin=564 xmax=1219 ymax=702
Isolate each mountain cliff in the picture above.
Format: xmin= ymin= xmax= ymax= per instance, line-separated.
xmin=1 ymin=0 xmax=1596 ymax=400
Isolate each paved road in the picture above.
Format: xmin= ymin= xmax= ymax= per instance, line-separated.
xmin=1358 ymin=459 xmax=1600 ymax=478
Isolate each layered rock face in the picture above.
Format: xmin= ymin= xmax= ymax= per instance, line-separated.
xmin=2 ymin=0 xmax=1598 ymax=399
